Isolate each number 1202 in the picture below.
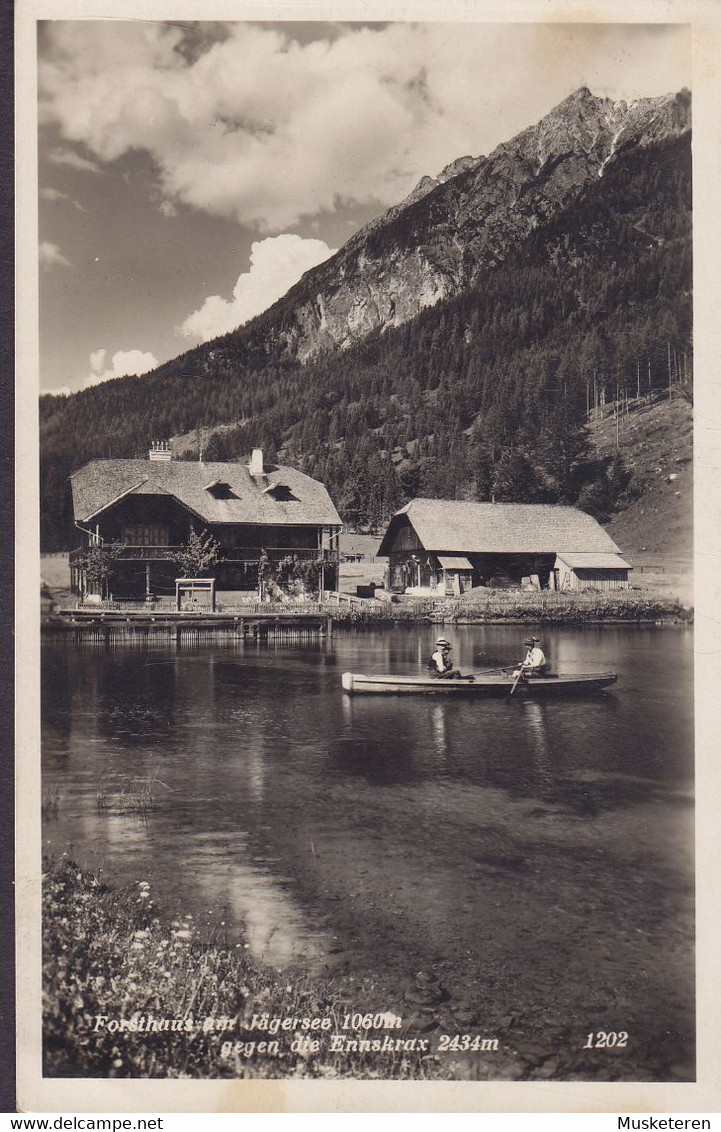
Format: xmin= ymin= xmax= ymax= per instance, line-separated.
xmin=583 ymin=1031 xmax=628 ymax=1048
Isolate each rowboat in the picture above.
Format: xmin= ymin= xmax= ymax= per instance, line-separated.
xmin=341 ymin=671 xmax=618 ymax=695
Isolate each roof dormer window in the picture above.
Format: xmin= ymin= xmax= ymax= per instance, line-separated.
xmin=263 ymin=482 xmax=298 ymax=502
xmin=204 ymin=480 xmax=238 ymax=500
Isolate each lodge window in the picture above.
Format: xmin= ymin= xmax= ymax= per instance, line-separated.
xmin=122 ymin=524 xmax=170 ymax=546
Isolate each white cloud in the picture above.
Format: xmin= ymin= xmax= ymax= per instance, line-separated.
xmin=37 ymin=22 xmax=691 ymax=232
xmin=47 ymin=146 xmax=104 ymax=174
xmin=85 ymin=347 xmax=159 ymax=388
xmin=39 ymin=241 xmax=72 ymax=270
xmin=40 ymin=185 xmax=88 ymax=211
xmin=179 ymin=234 xmax=335 ymax=343
xmin=40 ymin=187 xmax=68 ymax=202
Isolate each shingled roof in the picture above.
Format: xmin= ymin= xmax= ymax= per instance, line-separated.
xmin=556 ymin=551 xmax=632 ymax=570
xmin=377 ymin=499 xmax=623 ymax=556
xmin=71 ymin=459 xmax=342 ymax=528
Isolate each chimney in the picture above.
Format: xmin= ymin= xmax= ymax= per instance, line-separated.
xmin=249 ymin=448 xmax=264 ymax=476
xmin=149 ymin=440 xmax=172 ymax=462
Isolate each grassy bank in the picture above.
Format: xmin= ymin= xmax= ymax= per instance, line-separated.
xmin=432 ymin=587 xmax=692 ymax=625
xmin=43 ymin=856 xmax=444 ymax=1080
xmin=325 ymin=589 xmax=691 ymax=626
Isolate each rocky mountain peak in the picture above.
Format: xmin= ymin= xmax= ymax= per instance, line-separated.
xmin=401 ymin=155 xmax=479 ymax=209
xmin=238 ymin=87 xmax=691 ymax=364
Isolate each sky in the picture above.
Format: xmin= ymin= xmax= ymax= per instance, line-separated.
xmin=37 ymin=20 xmax=692 ymax=395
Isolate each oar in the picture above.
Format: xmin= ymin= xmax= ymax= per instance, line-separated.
xmin=507 ymin=666 xmax=527 ymax=698
xmin=462 ymin=664 xmax=517 ymax=682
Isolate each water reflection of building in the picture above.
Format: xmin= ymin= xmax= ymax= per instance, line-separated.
xmin=44 ymin=643 xmax=331 ymax=967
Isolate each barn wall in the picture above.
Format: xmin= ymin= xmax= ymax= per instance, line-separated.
xmin=387 ymin=519 xmax=423 ymax=553
xmin=567 ymin=569 xmax=629 ymax=591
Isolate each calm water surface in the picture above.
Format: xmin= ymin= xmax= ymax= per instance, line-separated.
xmin=42 ymin=625 xmax=694 ymax=1071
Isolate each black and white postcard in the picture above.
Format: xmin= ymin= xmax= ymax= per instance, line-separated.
xmin=14 ymin=0 xmax=721 ymax=1115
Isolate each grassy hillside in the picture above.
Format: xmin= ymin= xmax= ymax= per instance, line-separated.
xmin=589 ymin=394 xmax=692 ymax=568
xmin=585 ymin=394 xmax=693 ymax=608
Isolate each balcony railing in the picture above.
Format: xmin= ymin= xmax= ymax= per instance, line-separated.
xmin=71 ymin=545 xmax=340 ymax=564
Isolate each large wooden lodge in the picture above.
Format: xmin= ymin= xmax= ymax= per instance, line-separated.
xmin=378 ymin=499 xmax=631 ymax=595
xmin=70 ymin=445 xmax=342 ymax=601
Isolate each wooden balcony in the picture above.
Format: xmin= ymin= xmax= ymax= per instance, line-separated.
xmin=70 ymin=545 xmax=340 ymax=565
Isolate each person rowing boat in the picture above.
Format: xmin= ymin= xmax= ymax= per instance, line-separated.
xmin=512 ymin=636 xmax=549 ymax=679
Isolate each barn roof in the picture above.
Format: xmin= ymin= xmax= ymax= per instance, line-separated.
xmin=377 ymin=499 xmax=623 ymax=556
xmin=70 ymin=459 xmax=342 ymax=528
xmin=555 ymin=552 xmax=632 ymax=570
xmin=437 ymin=555 xmax=473 ymax=570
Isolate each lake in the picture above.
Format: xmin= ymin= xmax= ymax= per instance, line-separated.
xmin=42 ymin=624 xmax=695 ymax=1079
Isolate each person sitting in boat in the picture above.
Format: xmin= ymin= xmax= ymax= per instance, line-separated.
xmin=515 ymin=636 xmax=548 ymax=678
xmin=428 ymin=638 xmax=464 ymax=679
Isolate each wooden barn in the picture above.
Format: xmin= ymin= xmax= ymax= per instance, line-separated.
xmin=552 ymin=552 xmax=634 ymax=592
xmin=378 ymin=499 xmax=631 ymax=594
xmin=69 ymin=445 xmax=342 ymax=601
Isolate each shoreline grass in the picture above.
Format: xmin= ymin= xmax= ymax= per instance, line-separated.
xmin=42 ymin=856 xmax=446 ymax=1080
xmin=323 ymin=590 xmax=691 ymax=626
xmin=433 ymin=588 xmax=692 ymax=625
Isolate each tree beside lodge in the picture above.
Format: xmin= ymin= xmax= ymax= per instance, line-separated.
xmin=378 ymin=499 xmax=631 ymax=595
xmin=69 ymin=445 xmax=342 ymax=602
